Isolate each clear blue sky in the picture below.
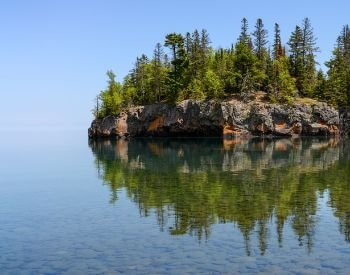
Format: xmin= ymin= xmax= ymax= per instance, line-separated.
xmin=1 ymin=0 xmax=349 ymax=130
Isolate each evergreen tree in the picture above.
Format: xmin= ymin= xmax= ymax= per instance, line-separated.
xmin=132 ymin=55 xmax=152 ymax=104
xmin=93 ymin=21 xmax=350 ymax=119
xmin=203 ymin=69 xmax=224 ymax=99
xmin=252 ymin=18 xmax=268 ymax=90
xmin=301 ymin=18 xmax=318 ymax=65
xmin=152 ymin=43 xmax=167 ymax=102
xmin=273 ymin=23 xmax=283 ymax=59
xmin=288 ymin=18 xmax=318 ymax=97
xmin=184 ymin=32 xmax=192 ymax=55
xmin=199 ymin=29 xmax=211 ymax=76
xmin=314 ymin=70 xmax=326 ymax=100
xmin=96 ymin=70 xmax=124 ymax=117
xmin=239 ymin=18 xmax=253 ymax=48
xmin=325 ymin=25 xmax=350 ymax=106
xmin=233 ymin=41 xmax=262 ymax=96
xmin=300 ymin=18 xmax=318 ymax=97
xmin=267 ymin=56 xmax=296 ymax=103
xmin=190 ymin=29 xmax=201 ymax=78
xmin=253 ymin=18 xmax=268 ymax=60
xmin=212 ymin=48 xmax=235 ymax=93
xmin=288 ymin=25 xmax=303 ymax=76
xmin=337 ymin=25 xmax=350 ymax=55
xmin=164 ymin=33 xmax=188 ymax=101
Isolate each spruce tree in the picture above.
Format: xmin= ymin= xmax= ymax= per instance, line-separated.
xmin=288 ymin=25 xmax=304 ymax=92
xmin=253 ymin=18 xmax=268 ymax=60
xmin=239 ymin=18 xmax=253 ymax=48
xmin=273 ymin=23 xmax=283 ymax=59
xmin=191 ymin=29 xmax=201 ymax=78
xmin=152 ymin=43 xmax=166 ymax=102
xmin=325 ymin=25 xmax=350 ymax=106
xmin=314 ymin=70 xmax=326 ymax=100
xmin=337 ymin=25 xmax=350 ymax=55
xmin=164 ymin=33 xmax=188 ymax=101
xmin=288 ymin=19 xmax=318 ymax=97
xmin=301 ymin=18 xmax=318 ymax=65
xmin=301 ymin=18 xmax=318 ymax=97
xmin=252 ymin=18 xmax=268 ymax=90
xmin=233 ymin=41 xmax=261 ymax=96
xmin=267 ymin=56 xmax=296 ymax=103
xmin=184 ymin=32 xmax=192 ymax=56
xmin=199 ymin=29 xmax=211 ymax=76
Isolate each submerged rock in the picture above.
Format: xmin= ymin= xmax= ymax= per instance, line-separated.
xmin=89 ymin=98 xmax=347 ymax=138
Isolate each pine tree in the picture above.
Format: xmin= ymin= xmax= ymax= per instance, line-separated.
xmin=314 ymin=70 xmax=326 ymax=100
xmin=135 ymin=55 xmax=149 ymax=103
xmin=288 ymin=25 xmax=303 ymax=89
xmin=152 ymin=43 xmax=166 ymax=102
xmin=252 ymin=18 xmax=268 ymax=90
xmin=239 ymin=18 xmax=253 ymax=48
xmin=301 ymin=18 xmax=318 ymax=65
xmin=288 ymin=18 xmax=318 ymax=97
xmin=267 ymin=56 xmax=296 ymax=103
xmin=253 ymin=18 xmax=268 ymax=60
xmin=212 ymin=48 xmax=234 ymax=93
xmin=184 ymin=32 xmax=192 ymax=56
xmin=199 ymin=29 xmax=211 ymax=76
xmin=164 ymin=33 xmax=188 ymax=101
xmin=200 ymin=29 xmax=211 ymax=54
xmin=273 ymin=23 xmax=283 ymax=59
xmin=337 ymin=25 xmax=350 ymax=55
xmin=190 ymin=29 xmax=201 ymax=78
xmin=325 ymin=25 xmax=350 ymax=106
xmin=233 ymin=42 xmax=261 ymax=96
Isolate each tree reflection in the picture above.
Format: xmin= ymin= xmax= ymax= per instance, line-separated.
xmin=89 ymin=137 xmax=350 ymax=254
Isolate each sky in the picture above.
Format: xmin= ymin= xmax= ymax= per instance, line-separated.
xmin=0 ymin=0 xmax=349 ymax=130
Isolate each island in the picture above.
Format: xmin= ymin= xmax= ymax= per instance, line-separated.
xmin=89 ymin=18 xmax=350 ymax=138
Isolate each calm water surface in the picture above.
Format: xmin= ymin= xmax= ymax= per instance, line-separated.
xmin=1 ymin=130 xmax=350 ymax=274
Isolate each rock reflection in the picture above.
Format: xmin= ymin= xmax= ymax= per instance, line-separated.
xmin=89 ymin=137 xmax=350 ymax=255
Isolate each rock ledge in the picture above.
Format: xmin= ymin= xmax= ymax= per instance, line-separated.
xmin=89 ymin=99 xmax=348 ymax=138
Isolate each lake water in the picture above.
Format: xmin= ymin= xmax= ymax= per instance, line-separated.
xmin=1 ymin=130 xmax=350 ymax=274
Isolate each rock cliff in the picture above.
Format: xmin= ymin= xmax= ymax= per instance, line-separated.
xmin=89 ymin=98 xmax=348 ymax=138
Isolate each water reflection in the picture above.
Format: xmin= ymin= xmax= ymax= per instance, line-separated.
xmin=89 ymin=137 xmax=350 ymax=255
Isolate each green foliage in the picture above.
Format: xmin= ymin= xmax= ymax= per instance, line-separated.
xmin=164 ymin=33 xmax=189 ymax=101
xmin=90 ymin=138 xmax=350 ymax=251
xmin=253 ymin=18 xmax=268 ymax=61
xmin=93 ymin=19 xmax=350 ymax=119
xmin=267 ymin=56 xmax=296 ymax=103
xmin=313 ymin=70 xmax=326 ymax=100
xmin=273 ymin=23 xmax=283 ymax=59
xmin=233 ymin=42 xmax=265 ymax=96
xmin=324 ymin=25 xmax=350 ymax=106
xmin=203 ymin=69 xmax=224 ymax=99
xmin=94 ymin=70 xmax=124 ymax=118
xmin=179 ymin=78 xmax=205 ymax=100
xmin=288 ymin=18 xmax=318 ymax=97
xmin=238 ymin=18 xmax=253 ymax=49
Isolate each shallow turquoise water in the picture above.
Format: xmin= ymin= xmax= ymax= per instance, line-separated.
xmin=1 ymin=131 xmax=350 ymax=274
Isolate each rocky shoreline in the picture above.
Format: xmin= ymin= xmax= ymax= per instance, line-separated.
xmin=88 ymin=98 xmax=350 ymax=138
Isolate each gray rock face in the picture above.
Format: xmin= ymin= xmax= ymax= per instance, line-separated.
xmin=340 ymin=108 xmax=350 ymax=136
xmin=88 ymin=99 xmax=346 ymax=138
